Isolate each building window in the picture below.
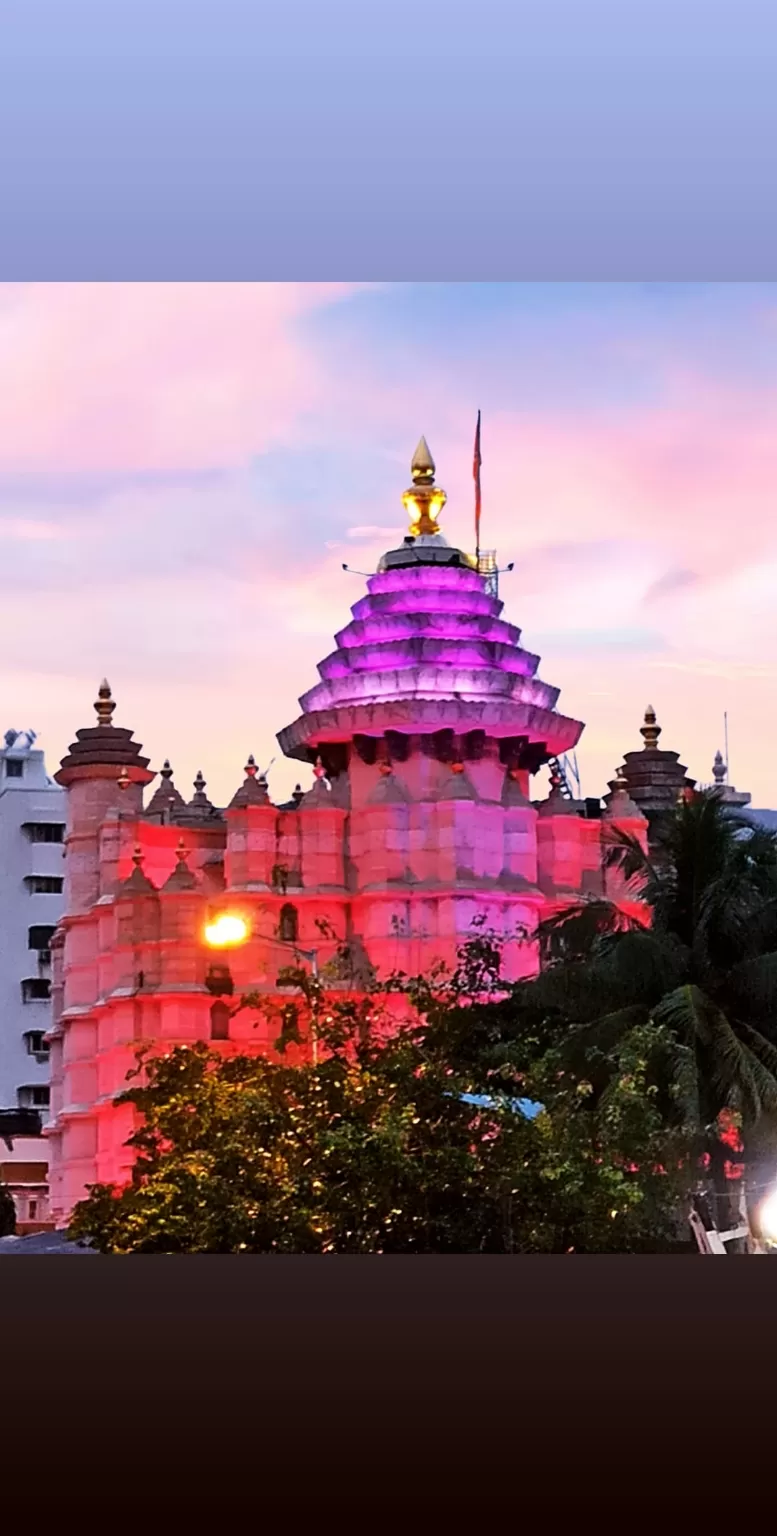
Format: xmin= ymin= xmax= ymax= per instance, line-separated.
xmin=29 ymin=925 xmax=56 ymax=952
xmin=279 ymin=903 xmax=299 ymax=944
xmin=28 ymin=1200 xmax=38 ymax=1222
xmin=26 ymin=876 xmax=63 ymax=894
xmin=5 ymin=759 xmax=23 ymax=778
xmin=210 ymin=1002 xmax=231 ymax=1041
xmin=25 ymin=1031 xmax=50 ymax=1057
xmin=25 ymin=823 xmax=65 ymax=843
xmin=21 ymin=978 xmax=51 ymax=1003
xmin=18 ymin=1085 xmax=50 ymax=1110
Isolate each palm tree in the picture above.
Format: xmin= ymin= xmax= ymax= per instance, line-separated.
xmin=523 ymin=790 xmax=777 ymax=1230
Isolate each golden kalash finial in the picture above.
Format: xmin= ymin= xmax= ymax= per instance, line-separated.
xmin=640 ymin=705 xmax=662 ymax=750
xmin=94 ymin=678 xmax=116 ymax=727
xmin=402 ymin=437 xmax=448 ymax=537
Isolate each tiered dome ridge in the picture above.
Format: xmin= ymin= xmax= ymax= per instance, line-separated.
xmin=335 ymin=612 xmax=525 ymax=647
xmin=301 ymin=563 xmax=559 ymax=714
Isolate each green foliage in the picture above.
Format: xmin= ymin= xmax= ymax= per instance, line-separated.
xmin=0 ymin=1181 xmax=16 ymax=1237
xmin=533 ymin=790 xmax=777 ymax=1209
xmin=69 ymin=931 xmax=693 ymax=1254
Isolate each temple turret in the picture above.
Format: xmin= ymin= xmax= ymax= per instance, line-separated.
xmin=602 ymin=768 xmax=650 ymax=916
xmin=707 ymin=750 xmax=751 ymax=808
xmin=176 ymin=770 xmax=223 ymax=825
xmin=224 ymin=757 xmax=278 ymax=891
xmin=145 ymin=761 xmax=187 ymax=822
xmin=54 ymin=680 xmax=154 ymax=913
xmin=618 ymin=706 xmax=695 ymax=847
xmin=536 ymin=766 xmax=585 ymax=896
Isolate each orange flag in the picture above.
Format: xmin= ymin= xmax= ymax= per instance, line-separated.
xmin=473 ymin=409 xmax=482 ymax=558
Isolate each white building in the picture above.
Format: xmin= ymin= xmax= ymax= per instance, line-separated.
xmin=0 ymin=729 xmax=65 ymax=1227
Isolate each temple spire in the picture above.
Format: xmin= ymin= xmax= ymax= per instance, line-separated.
xmin=410 ymin=437 xmax=435 ymax=485
xmin=640 ymin=705 xmax=662 ymax=750
xmin=94 ymin=679 xmax=116 ymax=728
xmin=403 ymin=437 xmax=447 ymax=537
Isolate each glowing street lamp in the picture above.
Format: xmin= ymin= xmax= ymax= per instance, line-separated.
xmin=756 ymin=1186 xmax=777 ymax=1248
xmin=203 ymin=913 xmax=250 ymax=949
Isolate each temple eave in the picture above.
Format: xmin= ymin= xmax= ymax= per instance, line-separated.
xmin=277 ymin=699 xmax=583 ymax=762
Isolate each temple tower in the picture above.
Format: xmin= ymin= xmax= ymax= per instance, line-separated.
xmin=47 ymin=683 xmax=154 ymax=1220
xmin=276 ymin=440 xmax=584 ymax=981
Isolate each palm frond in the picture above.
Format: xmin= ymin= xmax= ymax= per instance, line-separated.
xmin=594 ymin=929 xmax=688 ymax=1003
xmin=736 ymin=1019 xmax=777 ymax=1081
xmin=600 ymin=825 xmax=655 ymax=883
xmin=653 ymin=984 xmax=777 ymax=1124
xmin=664 ymin=1040 xmax=703 ymax=1132
xmin=725 ymin=952 xmax=777 ymax=1033
xmin=559 ymin=1004 xmax=653 ymax=1067
xmin=537 ymin=899 xmax=637 ymax=965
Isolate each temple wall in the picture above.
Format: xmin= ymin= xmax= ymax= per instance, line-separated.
xmin=50 ymin=772 xmax=652 ymax=1226
xmin=536 ymin=813 xmax=586 ymax=893
xmin=300 ymin=807 xmax=347 ymax=890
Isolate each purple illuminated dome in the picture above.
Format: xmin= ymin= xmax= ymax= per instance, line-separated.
xmin=278 ymin=439 xmax=582 ymax=766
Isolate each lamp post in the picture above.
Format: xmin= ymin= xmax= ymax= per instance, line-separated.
xmin=753 ymin=1184 xmax=777 ymax=1253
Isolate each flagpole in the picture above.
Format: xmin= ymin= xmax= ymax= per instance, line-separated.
xmin=473 ymin=409 xmax=482 ymax=569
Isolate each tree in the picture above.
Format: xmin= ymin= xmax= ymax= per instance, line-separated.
xmin=525 ymin=789 xmax=777 ymax=1228
xmin=68 ymin=930 xmax=695 ymax=1254
xmin=0 ymin=1181 xmax=16 ymax=1238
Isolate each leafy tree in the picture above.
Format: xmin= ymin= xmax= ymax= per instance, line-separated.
xmin=0 ymin=1181 xmax=16 ymax=1238
xmin=69 ymin=931 xmax=694 ymax=1254
xmin=525 ymin=789 xmax=777 ymax=1226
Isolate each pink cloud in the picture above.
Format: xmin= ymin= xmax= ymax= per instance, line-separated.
xmin=0 ymin=283 xmax=369 ymax=473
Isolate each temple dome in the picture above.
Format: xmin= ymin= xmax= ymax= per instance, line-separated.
xmin=277 ymin=441 xmax=583 ymax=765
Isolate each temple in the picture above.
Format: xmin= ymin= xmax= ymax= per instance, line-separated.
xmin=46 ymin=441 xmax=664 ymax=1225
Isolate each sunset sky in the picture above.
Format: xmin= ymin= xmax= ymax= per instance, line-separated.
xmin=1 ymin=281 xmax=775 ymax=809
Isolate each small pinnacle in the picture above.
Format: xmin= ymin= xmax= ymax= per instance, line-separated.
xmin=410 ymin=436 xmax=435 ymax=485
xmin=94 ymin=679 xmax=116 ymax=727
xmin=194 ymin=770 xmax=206 ymax=791
xmin=640 ymin=704 xmax=662 ymax=750
xmin=175 ymin=837 xmax=188 ymax=864
xmin=117 ymin=766 xmax=130 ymax=791
xmin=160 ymin=760 xmax=173 ymax=780
xmin=245 ymin=755 xmax=257 ymax=778
xmin=132 ymin=843 xmax=144 ymax=868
